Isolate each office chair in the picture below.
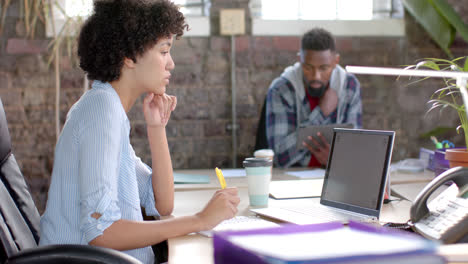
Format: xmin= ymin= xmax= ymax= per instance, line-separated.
xmin=0 ymin=97 xmax=141 ymax=264
xmin=254 ymin=97 xmax=269 ymax=151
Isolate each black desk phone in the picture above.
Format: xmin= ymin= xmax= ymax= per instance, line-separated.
xmin=410 ymin=166 xmax=468 ymax=243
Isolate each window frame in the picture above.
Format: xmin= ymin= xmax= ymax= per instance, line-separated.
xmin=251 ymin=19 xmax=404 ymax=36
xmin=250 ymin=0 xmax=405 ymax=37
xmin=46 ymin=0 xmax=210 ymax=38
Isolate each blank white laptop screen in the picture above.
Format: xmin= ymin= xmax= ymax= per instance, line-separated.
xmin=320 ymin=128 xmax=395 ymax=217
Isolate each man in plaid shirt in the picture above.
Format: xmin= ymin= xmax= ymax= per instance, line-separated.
xmin=266 ymin=28 xmax=362 ymax=168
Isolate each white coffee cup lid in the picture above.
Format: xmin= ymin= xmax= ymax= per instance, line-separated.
xmin=254 ymin=149 xmax=274 ymax=157
xmin=243 ymin=157 xmax=273 ymax=167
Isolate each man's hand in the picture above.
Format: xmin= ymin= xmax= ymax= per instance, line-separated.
xmin=319 ymin=88 xmax=338 ymax=117
xmin=302 ymin=132 xmax=330 ymax=166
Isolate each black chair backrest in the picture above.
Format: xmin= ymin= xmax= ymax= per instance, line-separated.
xmin=0 ymin=97 xmax=142 ymax=264
xmin=7 ymin=244 xmax=144 ymax=264
xmin=0 ymin=97 xmax=41 ymax=260
xmin=254 ymin=97 xmax=269 ymax=151
xmin=0 ymin=95 xmax=11 ymax=166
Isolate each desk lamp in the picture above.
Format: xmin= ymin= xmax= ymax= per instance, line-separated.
xmin=345 ymin=66 xmax=468 ymax=118
xmin=346 ymin=65 xmax=468 ymax=169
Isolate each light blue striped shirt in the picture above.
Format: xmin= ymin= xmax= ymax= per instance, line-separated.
xmin=40 ymin=81 xmax=159 ymax=264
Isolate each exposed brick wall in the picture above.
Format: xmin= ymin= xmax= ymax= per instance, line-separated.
xmin=1 ymin=0 xmax=467 ymax=213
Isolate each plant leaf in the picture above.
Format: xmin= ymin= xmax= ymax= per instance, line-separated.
xmin=431 ymin=0 xmax=468 ymax=44
xmin=415 ymin=60 xmax=441 ymax=70
xmin=434 ymin=86 xmax=456 ymax=93
xmin=423 ymin=57 xmax=460 ymax=66
xmin=451 ymin=57 xmax=467 ymax=63
xmin=402 ymin=0 xmax=455 ymax=58
xmin=429 ymin=99 xmax=459 ymax=110
xmin=0 ymin=0 xmax=12 ymax=36
xmin=410 ymin=78 xmax=431 ymax=86
xmin=446 ymin=91 xmax=460 ymax=96
xmin=427 ymin=105 xmax=442 ymax=114
xmin=464 ymin=57 xmax=468 ymax=72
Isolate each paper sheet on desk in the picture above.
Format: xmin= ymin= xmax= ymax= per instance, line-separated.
xmin=220 ymin=169 xmax=246 ymax=177
xmin=269 ymin=179 xmax=323 ymax=199
xmin=174 ymin=173 xmax=210 ymax=184
xmin=286 ymin=169 xmax=325 ymax=179
xmin=198 ymin=216 xmax=279 ymax=237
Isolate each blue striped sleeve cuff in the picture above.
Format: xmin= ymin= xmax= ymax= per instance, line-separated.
xmin=141 ymin=177 xmax=159 ymax=216
xmin=80 ymin=190 xmax=121 ymax=243
xmin=139 ymin=164 xmax=160 ymax=217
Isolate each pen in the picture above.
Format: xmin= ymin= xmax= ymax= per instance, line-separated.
xmin=215 ymin=167 xmax=226 ymax=189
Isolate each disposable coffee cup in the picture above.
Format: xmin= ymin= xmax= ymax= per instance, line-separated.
xmin=243 ymin=157 xmax=273 ymax=207
xmin=253 ymin=149 xmax=274 ymax=162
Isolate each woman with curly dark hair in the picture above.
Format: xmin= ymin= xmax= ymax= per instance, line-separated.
xmin=39 ymin=1 xmax=240 ymax=263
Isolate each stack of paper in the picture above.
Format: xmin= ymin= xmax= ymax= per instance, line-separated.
xmin=213 ymin=222 xmax=444 ymax=264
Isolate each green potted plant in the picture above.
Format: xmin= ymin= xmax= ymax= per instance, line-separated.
xmin=405 ymin=56 xmax=468 ymax=167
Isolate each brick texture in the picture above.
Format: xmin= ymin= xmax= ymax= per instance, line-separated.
xmin=1 ymin=0 xmax=468 ymax=213
xmin=6 ymin=38 xmax=48 ymax=54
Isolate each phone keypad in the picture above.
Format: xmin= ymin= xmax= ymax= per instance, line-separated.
xmin=415 ymin=195 xmax=468 ymax=240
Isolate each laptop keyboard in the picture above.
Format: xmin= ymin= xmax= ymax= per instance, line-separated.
xmin=281 ymin=204 xmax=373 ymax=223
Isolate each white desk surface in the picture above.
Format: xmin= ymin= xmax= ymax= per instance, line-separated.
xmin=174 ymin=167 xmax=436 ymax=190
xmin=168 ymin=168 xmax=458 ymax=264
xmin=174 ymin=168 xmax=307 ymax=191
xmin=390 ymin=169 xmax=436 ymax=184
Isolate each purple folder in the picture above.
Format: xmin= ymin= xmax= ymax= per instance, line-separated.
xmin=213 ymin=221 xmax=445 ymax=264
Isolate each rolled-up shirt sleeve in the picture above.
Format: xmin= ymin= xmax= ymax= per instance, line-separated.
xmin=134 ymin=155 xmax=159 ymax=217
xmin=78 ymin=97 xmax=122 ymax=243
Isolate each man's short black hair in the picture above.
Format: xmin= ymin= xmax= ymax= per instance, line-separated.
xmin=301 ymin=28 xmax=336 ymax=52
xmin=78 ymin=0 xmax=188 ymax=82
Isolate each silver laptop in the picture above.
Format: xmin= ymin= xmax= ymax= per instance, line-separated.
xmin=251 ymin=128 xmax=395 ymax=225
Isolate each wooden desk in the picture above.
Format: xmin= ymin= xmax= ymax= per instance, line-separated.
xmin=168 ymin=169 xmax=467 ymax=264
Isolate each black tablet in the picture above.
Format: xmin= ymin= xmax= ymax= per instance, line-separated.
xmin=296 ymin=123 xmax=353 ymax=149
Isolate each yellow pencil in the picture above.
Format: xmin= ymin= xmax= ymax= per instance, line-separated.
xmin=215 ymin=167 xmax=226 ymax=189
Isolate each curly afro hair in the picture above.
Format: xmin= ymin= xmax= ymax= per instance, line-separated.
xmin=78 ymin=0 xmax=188 ymax=82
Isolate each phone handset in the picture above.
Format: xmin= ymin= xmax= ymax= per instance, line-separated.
xmin=410 ymin=166 xmax=468 ymax=243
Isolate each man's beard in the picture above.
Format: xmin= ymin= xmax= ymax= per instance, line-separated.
xmin=304 ymin=77 xmax=328 ymax=98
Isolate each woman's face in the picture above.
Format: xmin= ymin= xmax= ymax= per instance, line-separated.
xmin=133 ymin=36 xmax=175 ymax=95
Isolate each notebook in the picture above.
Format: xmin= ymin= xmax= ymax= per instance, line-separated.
xmin=252 ymin=128 xmax=395 ymax=225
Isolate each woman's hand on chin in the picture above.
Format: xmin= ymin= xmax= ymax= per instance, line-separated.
xmin=143 ymin=93 xmax=177 ymax=127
